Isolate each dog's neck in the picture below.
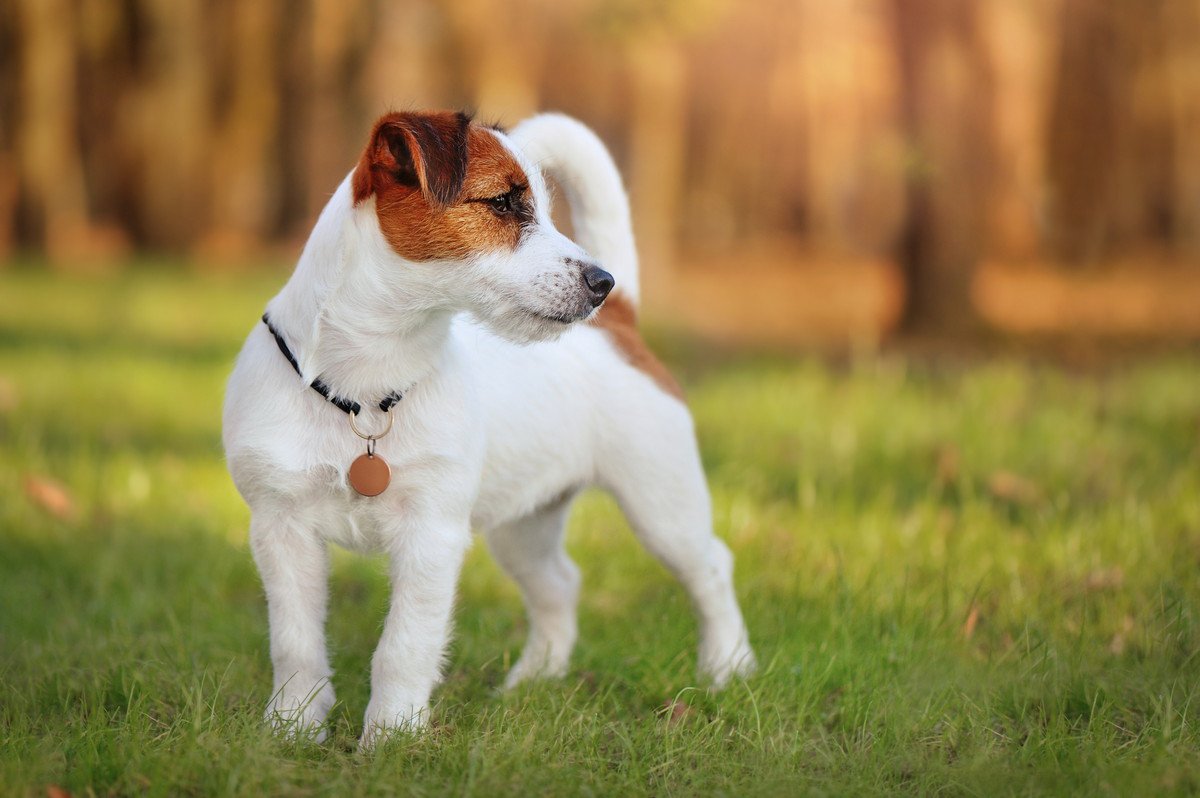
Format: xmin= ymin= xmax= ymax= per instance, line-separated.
xmin=265 ymin=176 xmax=453 ymax=411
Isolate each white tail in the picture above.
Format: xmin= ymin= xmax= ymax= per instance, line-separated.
xmin=511 ymin=113 xmax=640 ymax=306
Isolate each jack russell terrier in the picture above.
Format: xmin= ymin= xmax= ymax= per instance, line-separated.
xmin=223 ymin=110 xmax=755 ymax=746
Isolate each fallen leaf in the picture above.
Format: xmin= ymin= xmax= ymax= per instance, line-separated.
xmin=660 ymin=699 xmax=695 ymax=726
xmin=961 ymin=604 xmax=980 ymax=640
xmin=23 ymin=476 xmax=77 ymax=520
xmin=1109 ymin=614 xmax=1135 ymax=655
xmin=936 ymin=445 xmax=960 ymax=486
xmin=46 ymin=786 xmax=72 ymax=798
xmin=988 ymin=470 xmax=1040 ymax=504
xmin=0 ymin=376 xmax=17 ymax=413
xmin=1085 ymin=567 xmax=1125 ymax=592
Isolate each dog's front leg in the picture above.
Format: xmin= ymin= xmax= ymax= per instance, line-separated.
xmin=250 ymin=513 xmax=335 ymax=741
xmin=360 ymin=513 xmax=471 ymax=748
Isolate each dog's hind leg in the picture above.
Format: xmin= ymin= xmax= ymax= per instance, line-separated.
xmin=249 ymin=513 xmax=336 ymax=741
xmin=484 ymin=494 xmax=581 ymax=690
xmin=599 ymin=396 xmax=756 ymax=687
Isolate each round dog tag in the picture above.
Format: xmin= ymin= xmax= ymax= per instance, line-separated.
xmin=349 ymin=453 xmax=391 ymax=496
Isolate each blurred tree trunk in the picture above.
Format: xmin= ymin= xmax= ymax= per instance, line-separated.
xmin=133 ymin=0 xmax=210 ymax=250
xmin=1108 ymin=2 xmax=1173 ymax=258
xmin=1045 ymin=0 xmax=1120 ymax=265
xmin=892 ymin=0 xmax=995 ymax=332
xmin=0 ymin=2 xmax=16 ymax=262
xmin=76 ymin=0 xmax=139 ymax=256
xmin=273 ymin=0 xmax=312 ymax=240
xmin=1166 ymin=0 xmax=1200 ymax=258
xmin=361 ymin=0 xmax=457 ymax=112
xmin=980 ymin=0 xmax=1060 ymax=261
xmin=304 ymin=0 xmax=356 ymax=226
xmin=795 ymin=0 xmax=904 ymax=255
xmin=627 ymin=34 xmax=687 ymax=297
xmin=445 ymin=0 xmax=547 ymax=122
xmin=14 ymin=0 xmax=91 ymax=262
xmin=203 ymin=0 xmax=282 ymax=256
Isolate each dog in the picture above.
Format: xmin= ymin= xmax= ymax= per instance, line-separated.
xmin=222 ymin=110 xmax=755 ymax=746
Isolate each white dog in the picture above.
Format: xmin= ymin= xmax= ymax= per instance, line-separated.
xmin=222 ymin=111 xmax=755 ymax=746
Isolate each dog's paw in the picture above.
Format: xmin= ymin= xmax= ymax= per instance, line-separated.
xmin=502 ymin=649 xmax=570 ymax=691
xmin=700 ymin=638 xmax=757 ymax=689
xmin=358 ymin=700 xmax=428 ymax=750
xmin=265 ymin=677 xmax=336 ymax=742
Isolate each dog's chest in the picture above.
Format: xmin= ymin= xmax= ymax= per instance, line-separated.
xmin=285 ymin=460 xmax=446 ymax=553
xmin=315 ymin=488 xmax=406 ymax=552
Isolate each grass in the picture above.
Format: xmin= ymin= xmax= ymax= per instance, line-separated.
xmin=1 ymin=266 xmax=1199 ymax=796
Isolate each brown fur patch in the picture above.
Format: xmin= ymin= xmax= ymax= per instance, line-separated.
xmin=352 ymin=111 xmax=470 ymax=209
xmin=354 ymin=112 xmax=530 ymax=262
xmin=591 ymin=293 xmax=684 ymax=401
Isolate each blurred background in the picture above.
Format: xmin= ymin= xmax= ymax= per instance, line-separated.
xmin=2 ymin=0 xmax=1200 ymax=343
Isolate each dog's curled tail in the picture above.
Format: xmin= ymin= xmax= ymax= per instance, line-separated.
xmin=511 ymin=113 xmax=640 ymax=306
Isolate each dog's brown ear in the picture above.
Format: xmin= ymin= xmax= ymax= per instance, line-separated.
xmin=352 ymin=111 xmax=471 ymax=208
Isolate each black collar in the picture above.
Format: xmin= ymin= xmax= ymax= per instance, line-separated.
xmin=262 ymin=313 xmax=403 ymax=416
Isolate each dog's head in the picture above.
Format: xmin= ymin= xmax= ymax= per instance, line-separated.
xmin=350 ymin=110 xmax=611 ymax=343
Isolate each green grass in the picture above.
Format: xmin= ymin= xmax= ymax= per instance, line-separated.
xmin=1 ymin=268 xmax=1199 ymax=796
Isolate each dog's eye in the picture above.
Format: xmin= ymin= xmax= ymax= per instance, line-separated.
xmin=487 ymin=193 xmax=513 ymax=215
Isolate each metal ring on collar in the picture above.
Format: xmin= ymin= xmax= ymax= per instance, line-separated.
xmin=348 ymin=407 xmax=394 ymax=441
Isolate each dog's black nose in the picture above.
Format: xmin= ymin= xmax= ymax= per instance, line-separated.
xmin=581 ymin=264 xmax=614 ymax=307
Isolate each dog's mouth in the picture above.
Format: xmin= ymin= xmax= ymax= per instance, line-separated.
xmin=519 ymin=305 xmax=586 ymax=325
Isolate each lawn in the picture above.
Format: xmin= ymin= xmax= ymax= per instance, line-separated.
xmin=1 ymin=267 xmax=1198 ymax=796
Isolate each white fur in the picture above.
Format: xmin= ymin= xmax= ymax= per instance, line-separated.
xmin=222 ymin=114 xmax=754 ymax=747
xmin=510 ymin=114 xmax=640 ymax=306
